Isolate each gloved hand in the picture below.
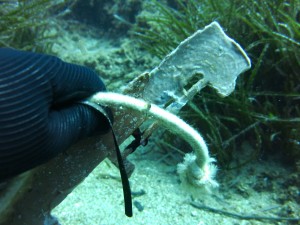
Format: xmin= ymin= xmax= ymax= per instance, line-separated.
xmin=0 ymin=48 xmax=111 ymax=180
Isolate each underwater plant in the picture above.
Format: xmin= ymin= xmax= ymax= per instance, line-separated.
xmin=0 ymin=0 xmax=69 ymax=52
xmin=132 ymin=0 xmax=300 ymax=168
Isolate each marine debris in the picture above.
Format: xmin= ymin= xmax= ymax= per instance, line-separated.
xmin=0 ymin=21 xmax=250 ymax=224
xmin=88 ymin=22 xmax=251 ymax=191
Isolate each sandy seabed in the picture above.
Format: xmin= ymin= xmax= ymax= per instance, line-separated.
xmin=52 ymin=142 xmax=299 ymax=225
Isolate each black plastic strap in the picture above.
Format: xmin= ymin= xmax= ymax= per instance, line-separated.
xmin=110 ymin=127 xmax=133 ymax=217
xmin=79 ymin=100 xmax=132 ymax=217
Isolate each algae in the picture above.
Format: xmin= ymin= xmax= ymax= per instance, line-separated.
xmin=0 ymin=0 xmax=70 ymax=52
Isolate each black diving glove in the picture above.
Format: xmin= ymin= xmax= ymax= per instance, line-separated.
xmin=0 ymin=48 xmax=111 ymax=180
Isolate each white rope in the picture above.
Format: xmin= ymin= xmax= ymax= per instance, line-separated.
xmin=89 ymin=92 xmax=218 ymax=190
